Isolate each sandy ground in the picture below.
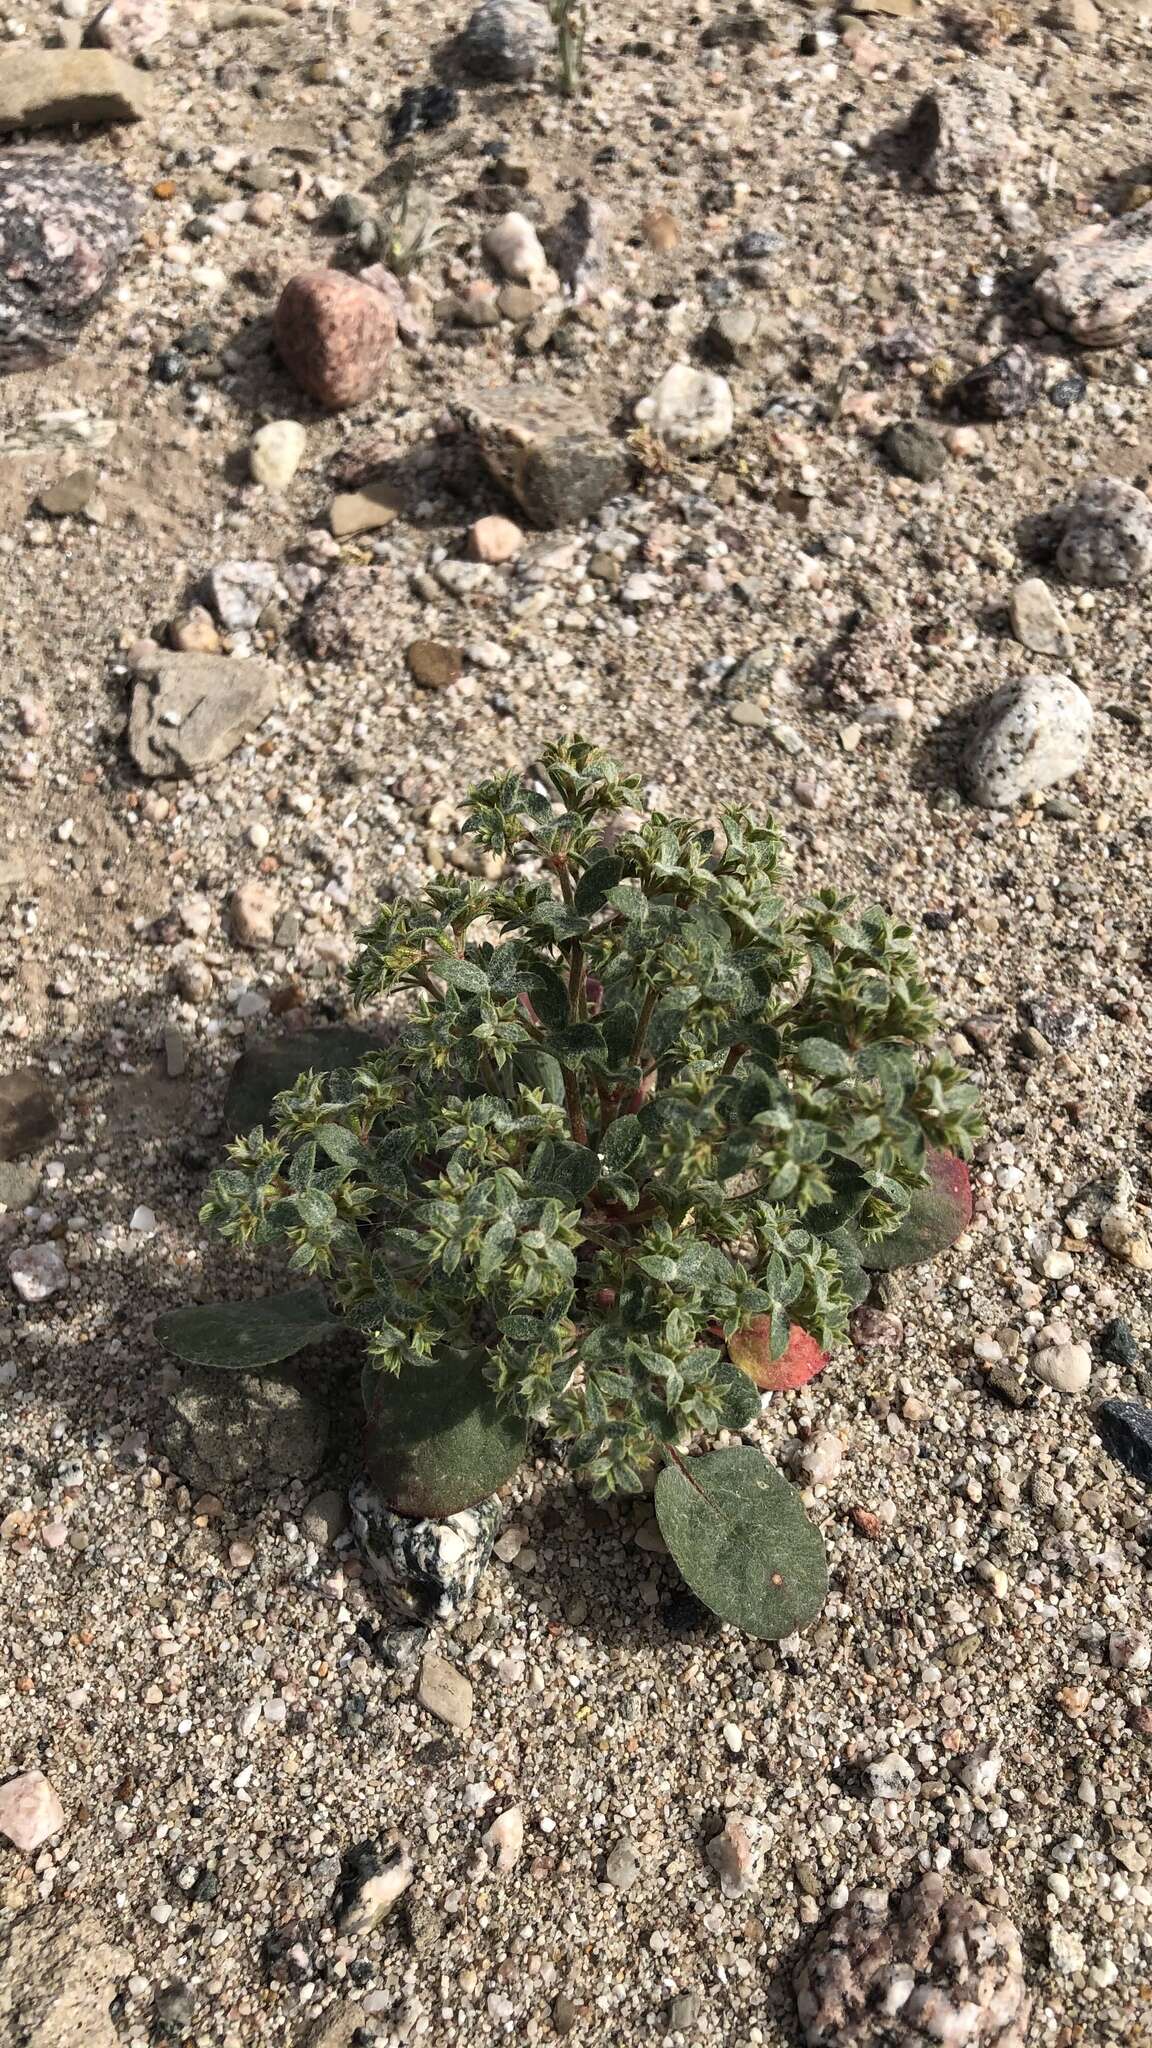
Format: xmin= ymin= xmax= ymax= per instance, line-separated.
xmin=2 ymin=0 xmax=1152 ymax=2041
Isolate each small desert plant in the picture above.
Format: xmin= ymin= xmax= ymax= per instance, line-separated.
xmin=159 ymin=739 xmax=980 ymax=1638
xmin=549 ymin=0 xmax=587 ymax=96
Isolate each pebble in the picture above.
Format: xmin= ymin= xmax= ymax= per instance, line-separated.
xmin=468 ymin=514 xmax=524 ymax=565
xmin=1057 ymin=477 xmax=1152 ymax=589
xmin=169 ymin=606 xmax=220 ymax=655
xmin=229 ymin=880 xmax=277 ymax=949
xmin=329 ymin=481 xmax=403 ymax=538
xmin=705 ymin=1815 xmax=763 ymax=1898
xmin=881 ymin=420 xmax=946 ymax=483
xmin=906 ymin=60 xmax=1021 ymax=194
xmin=1009 ymin=578 xmax=1073 ymax=660
xmin=339 ymin=1846 xmax=414 ymax=1937
xmin=1109 ymin=1630 xmax=1151 ymax=1673
xmin=962 ymin=673 xmax=1093 ymax=808
xmin=867 ymin=1752 xmax=916 ymax=1800
xmin=483 ymin=211 xmax=549 ymax=287
xmin=952 ymin=345 xmax=1042 ymax=421
xmin=206 ymin=559 xmax=279 ymax=632
xmin=0 ymin=1769 xmax=65 ymax=1851
xmin=484 ymin=1805 xmax=524 ymax=1872
xmin=301 ymin=1488 xmax=347 ymax=1546
xmin=640 ymin=207 xmax=680 ymax=253
xmin=8 ymin=1242 xmax=68 ymax=1302
xmin=456 ymin=0 xmax=553 ymax=82
xmin=249 ymin=420 xmax=306 ymax=491
xmin=800 ymin=1432 xmax=844 ymax=1487
xmin=273 ymin=269 xmax=396 ymax=409
xmin=605 ymin=1837 xmax=641 ymax=1891
xmin=417 ymin=1652 xmax=474 ymax=1731
xmin=38 ymin=466 xmax=98 ymax=517
xmin=406 ymin=640 xmax=463 ymax=690
xmin=706 ymin=306 xmax=760 ymax=366
xmin=636 ymin=365 xmax=734 ymax=456
xmin=87 ymin=0 xmax=168 ymax=56
xmin=1095 ymin=1400 xmax=1152 ymax=1489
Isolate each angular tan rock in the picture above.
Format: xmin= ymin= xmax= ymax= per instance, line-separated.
xmin=1036 ymin=202 xmax=1152 ymax=345
xmin=1009 ymin=578 xmax=1073 ymax=660
xmin=455 ymin=384 xmax=631 ymax=530
xmin=273 ymin=269 xmax=395 ymax=409
xmin=0 ymin=1769 xmax=64 ymax=1852
xmin=329 ymin=480 xmax=404 ymax=537
xmin=127 ymin=654 xmax=280 ymax=778
xmin=0 ymin=50 xmax=150 ymax=131
xmin=906 ymin=61 xmax=1021 ymax=193
xmin=417 ymin=1652 xmax=473 ymax=1730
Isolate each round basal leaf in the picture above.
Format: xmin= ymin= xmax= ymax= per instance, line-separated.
xmin=155 ymin=1285 xmax=342 ymax=1370
xmin=655 ymin=1447 xmax=828 ymax=1640
xmin=363 ymin=1349 xmax=527 ymax=1519
xmin=861 ymin=1150 xmax=973 ymax=1271
xmin=728 ymin=1319 xmax=829 ymax=1393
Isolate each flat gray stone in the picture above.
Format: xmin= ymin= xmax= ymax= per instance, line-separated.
xmin=127 ymin=654 xmax=280 ymax=778
xmin=163 ymin=1363 xmax=329 ymax=1501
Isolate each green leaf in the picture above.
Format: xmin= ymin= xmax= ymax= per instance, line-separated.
xmin=601 ymin=1114 xmax=644 ymax=1173
xmin=861 ymin=1151 xmax=972 ymax=1270
xmin=654 ymin=1447 xmax=828 ymax=1640
xmin=574 ymin=856 xmax=627 ymax=914
xmin=362 ymin=1350 xmax=527 ymax=1517
xmin=711 ymin=1359 xmax=762 ymax=1431
xmin=155 ymin=1285 xmax=342 ymax=1371
xmin=795 ymin=1037 xmax=852 ymax=1080
xmin=434 ymin=954 xmax=490 ymax=994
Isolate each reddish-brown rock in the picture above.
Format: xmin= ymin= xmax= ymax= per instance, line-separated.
xmin=273 ymin=269 xmax=395 ymax=410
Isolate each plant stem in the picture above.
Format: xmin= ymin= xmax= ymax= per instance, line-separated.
xmin=629 ymin=986 xmax=658 ymax=1068
xmin=562 ymin=1067 xmax=588 ymax=1147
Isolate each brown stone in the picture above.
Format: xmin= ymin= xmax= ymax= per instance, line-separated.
xmin=406 ymin=641 xmax=463 ymax=690
xmin=0 ymin=50 xmax=150 ymax=130
xmin=329 ymin=480 xmax=404 ymax=537
xmin=0 ymin=1069 xmax=57 ymax=1161
xmin=640 ymin=207 xmax=681 ymax=253
xmin=273 ymin=269 xmax=395 ymax=409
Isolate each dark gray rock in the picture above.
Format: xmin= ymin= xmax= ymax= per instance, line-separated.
xmin=0 ymin=152 xmax=138 ymax=372
xmin=223 ymin=1028 xmax=385 ymax=1134
xmin=455 ymin=383 xmax=631 ymax=529
xmin=0 ymin=1068 xmax=57 ymax=1161
xmin=1095 ymin=1399 xmax=1152 ymax=1488
xmin=127 ymin=653 xmax=280 ymax=778
xmin=952 ymin=345 xmax=1042 ymax=421
xmin=881 ymin=420 xmax=946 ymax=483
xmin=456 ymin=0 xmax=553 ymax=81
xmin=1097 ymin=1318 xmax=1139 ymax=1370
xmin=349 ymin=1481 xmax=501 ymax=1625
xmin=163 ymin=1364 xmax=329 ymax=1500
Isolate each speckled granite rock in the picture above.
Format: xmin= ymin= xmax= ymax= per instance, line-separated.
xmin=962 ymin=672 xmax=1093 ymax=808
xmin=349 ymin=1482 xmax=501 ymax=1625
xmin=163 ymin=1364 xmax=329 ymax=1501
xmin=273 ymin=269 xmax=396 ymax=408
xmin=455 ymin=0 xmax=553 ymax=81
xmin=127 ymin=653 xmax=280 ymax=777
xmin=906 ymin=62 xmax=1021 ymax=193
xmin=85 ymin=0 xmax=169 ymax=56
xmin=952 ymin=345 xmax=1043 ymax=420
xmin=0 ymin=1908 xmax=130 ymax=2048
xmin=1036 ymin=202 xmax=1152 ymax=345
xmin=794 ymin=1875 xmax=1031 ymax=2047
xmin=0 ymin=50 xmax=150 ymax=131
xmin=455 ymin=383 xmax=631 ymax=528
xmin=301 ymin=564 xmax=392 ymax=661
xmin=1056 ymin=476 xmax=1152 ymax=588
xmin=0 ymin=153 xmax=138 ymax=372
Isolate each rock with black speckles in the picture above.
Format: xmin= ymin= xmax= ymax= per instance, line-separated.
xmin=0 ymin=153 xmax=138 ymax=372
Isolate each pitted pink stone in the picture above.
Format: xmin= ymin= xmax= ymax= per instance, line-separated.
xmin=0 ymin=1770 xmax=65 ymax=1852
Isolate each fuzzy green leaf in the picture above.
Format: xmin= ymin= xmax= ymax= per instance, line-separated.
xmin=155 ymin=1286 xmax=342 ymax=1371
xmin=655 ymin=1448 xmax=828 ymax=1639
xmin=363 ymin=1351 xmax=527 ymax=1517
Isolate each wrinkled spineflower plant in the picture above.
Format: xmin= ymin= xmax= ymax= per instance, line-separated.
xmin=162 ymin=738 xmax=981 ymax=1637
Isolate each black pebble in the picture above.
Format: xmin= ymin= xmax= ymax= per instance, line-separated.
xmin=389 ymin=83 xmax=459 ymax=146
xmin=149 ymin=348 xmax=186 ymax=384
xmin=1098 ymin=1317 xmax=1140 ymax=1369
xmin=1048 ymin=375 xmax=1086 ymax=410
xmin=1096 ymin=1399 xmax=1152 ymax=1488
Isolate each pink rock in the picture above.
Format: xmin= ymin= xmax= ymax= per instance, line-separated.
xmin=86 ymin=0 xmax=169 ymax=55
xmin=468 ymin=514 xmax=524 ymax=565
xmin=705 ymin=1814 xmax=764 ymax=1898
xmin=0 ymin=1769 xmax=65 ymax=1852
xmin=273 ymin=269 xmax=396 ymax=410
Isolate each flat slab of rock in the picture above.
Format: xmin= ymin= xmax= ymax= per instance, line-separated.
xmin=1036 ymin=202 xmax=1152 ymax=346
xmin=0 ymin=152 xmax=138 ymax=372
xmin=0 ymin=1908 xmax=130 ymax=2048
xmin=127 ymin=653 xmax=280 ymax=778
xmin=223 ymin=1027 xmax=384 ymax=1133
xmin=0 ymin=50 xmax=150 ymax=131
xmin=962 ymin=672 xmax=1093 ymax=808
xmin=455 ymin=383 xmax=631 ymax=529
xmin=417 ymin=1651 xmax=474 ymax=1730
xmin=163 ymin=1363 xmax=329 ymax=1502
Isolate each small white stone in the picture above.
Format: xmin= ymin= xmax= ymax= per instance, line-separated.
xmin=635 ymin=363 xmax=735 ymax=456
xmin=722 ymin=1721 xmax=744 ymax=1755
xmin=130 ymin=1204 xmax=156 ymax=1234
xmin=250 ymin=420 xmax=307 ymax=491
xmin=1108 ymin=1630 xmax=1150 ymax=1673
xmin=1033 ymin=1343 xmax=1092 ymax=1394
xmin=484 ymin=1805 xmax=524 ymax=1873
xmin=7 ymin=1242 xmax=67 ymax=1302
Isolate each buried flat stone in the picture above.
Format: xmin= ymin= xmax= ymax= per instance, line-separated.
xmin=127 ymin=653 xmax=280 ymax=777
xmin=163 ymin=1363 xmax=329 ymax=1502
xmin=0 ymin=152 xmax=138 ymax=372
xmin=0 ymin=1067 xmax=57 ymax=1160
xmin=454 ymin=383 xmax=631 ymax=529
xmin=416 ymin=1652 xmax=474 ymax=1731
